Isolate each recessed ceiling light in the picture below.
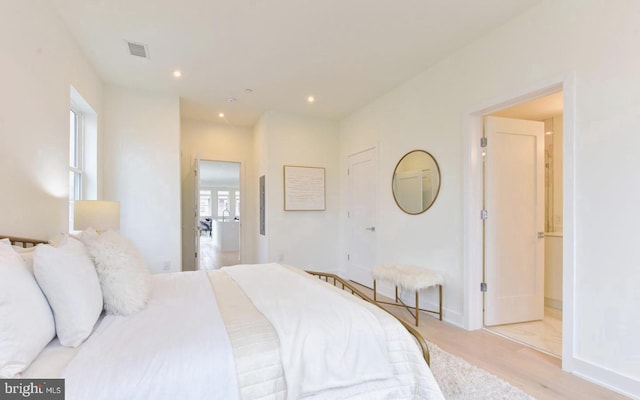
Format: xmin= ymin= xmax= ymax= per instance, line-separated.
xmin=218 ymin=113 xmax=225 ymax=118
xmin=173 ymin=70 xmax=182 ymax=78
xmin=227 ymin=97 xmax=237 ymax=103
xmin=244 ymin=89 xmax=254 ymax=94
xmin=307 ymin=95 xmax=315 ymax=103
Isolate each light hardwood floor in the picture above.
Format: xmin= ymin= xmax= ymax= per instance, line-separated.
xmin=352 ymin=283 xmax=629 ymax=400
xmin=198 ymin=235 xmax=239 ymax=270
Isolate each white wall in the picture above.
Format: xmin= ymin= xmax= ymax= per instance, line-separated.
xmin=0 ymin=1 xmax=102 ymax=239
xmin=253 ymin=116 xmax=269 ymax=263
xmin=102 ymin=85 xmax=181 ymax=273
xmin=339 ymin=0 xmax=640 ymax=395
xmin=180 ymin=118 xmax=255 ymax=270
xmin=258 ymin=111 xmax=340 ymax=272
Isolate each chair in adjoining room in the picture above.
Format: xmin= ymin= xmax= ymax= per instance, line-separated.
xmin=372 ymin=264 xmax=444 ymax=326
xmin=199 ymin=218 xmax=212 ymax=237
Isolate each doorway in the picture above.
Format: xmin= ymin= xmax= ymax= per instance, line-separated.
xmin=482 ymin=92 xmax=564 ymax=358
xmin=197 ymin=160 xmax=241 ymax=270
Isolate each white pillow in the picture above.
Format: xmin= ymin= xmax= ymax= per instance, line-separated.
xmin=12 ymin=246 xmax=36 ymax=274
xmin=34 ymin=237 xmax=103 ymax=347
xmin=0 ymin=241 xmax=55 ymax=378
xmin=80 ymin=229 xmax=151 ymax=316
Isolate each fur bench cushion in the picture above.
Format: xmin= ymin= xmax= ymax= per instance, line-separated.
xmin=372 ymin=264 xmax=444 ymax=292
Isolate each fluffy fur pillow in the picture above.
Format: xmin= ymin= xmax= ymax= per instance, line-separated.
xmin=80 ymin=229 xmax=151 ymax=316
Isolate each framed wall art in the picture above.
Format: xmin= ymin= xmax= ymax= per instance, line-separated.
xmin=283 ymin=165 xmax=326 ymax=211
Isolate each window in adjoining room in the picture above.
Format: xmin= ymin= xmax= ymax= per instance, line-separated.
xmin=217 ymin=190 xmax=230 ymax=217
xmin=235 ymin=191 xmax=240 ymax=217
xmin=199 ymin=190 xmax=212 ymax=216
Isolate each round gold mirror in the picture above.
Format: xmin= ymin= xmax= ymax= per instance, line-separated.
xmin=392 ymin=150 xmax=441 ymax=215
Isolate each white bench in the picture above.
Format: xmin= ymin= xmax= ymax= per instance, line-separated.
xmin=372 ymin=264 xmax=444 ymax=326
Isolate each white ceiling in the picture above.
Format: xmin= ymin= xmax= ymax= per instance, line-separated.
xmin=51 ymin=0 xmax=540 ymax=127
xmin=491 ymin=91 xmax=563 ymax=121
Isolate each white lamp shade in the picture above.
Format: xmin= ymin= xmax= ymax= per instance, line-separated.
xmin=73 ymin=200 xmax=120 ymax=231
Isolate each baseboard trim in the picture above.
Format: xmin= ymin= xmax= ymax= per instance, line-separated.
xmin=572 ymin=357 xmax=640 ymax=399
xmin=544 ymin=297 xmax=563 ymax=310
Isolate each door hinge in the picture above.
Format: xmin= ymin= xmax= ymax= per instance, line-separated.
xmin=347 ymin=211 xmax=350 ymax=218
xmin=347 ymin=254 xmax=350 ymax=261
xmin=480 ymin=209 xmax=488 ymax=220
xmin=347 ymin=168 xmax=350 ymax=176
xmin=480 ymin=282 xmax=487 ymax=292
xmin=480 ymin=137 xmax=488 ymax=147
xmin=195 ymin=252 xmax=198 ymax=258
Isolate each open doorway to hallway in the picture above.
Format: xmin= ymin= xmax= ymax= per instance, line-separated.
xmin=482 ymin=91 xmax=564 ymax=358
xmin=197 ymin=160 xmax=241 ymax=270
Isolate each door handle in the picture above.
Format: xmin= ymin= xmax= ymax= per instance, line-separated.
xmin=365 ymin=227 xmax=376 ymax=232
xmin=538 ymin=232 xmax=545 ymax=238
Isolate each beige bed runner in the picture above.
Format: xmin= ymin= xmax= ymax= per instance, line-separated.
xmin=207 ymin=270 xmax=286 ymax=400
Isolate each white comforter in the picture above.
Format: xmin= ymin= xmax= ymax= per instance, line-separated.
xmin=61 ymin=271 xmax=239 ymax=400
xmin=30 ymin=266 xmax=443 ymax=400
xmin=224 ymin=263 xmax=393 ymax=399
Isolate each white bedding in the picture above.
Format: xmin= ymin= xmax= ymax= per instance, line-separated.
xmin=22 ymin=265 xmax=444 ymax=400
xmin=61 ymin=271 xmax=238 ymax=400
xmin=225 ymin=263 xmax=393 ymax=398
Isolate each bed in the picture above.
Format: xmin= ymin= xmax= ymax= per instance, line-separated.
xmin=1 ymin=234 xmax=444 ymax=400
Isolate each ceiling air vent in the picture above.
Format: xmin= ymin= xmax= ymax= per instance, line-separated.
xmin=127 ymin=41 xmax=149 ymax=58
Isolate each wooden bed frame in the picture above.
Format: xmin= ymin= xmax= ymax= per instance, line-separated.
xmin=1 ymin=235 xmax=48 ymax=247
xmin=0 ymin=235 xmax=430 ymax=366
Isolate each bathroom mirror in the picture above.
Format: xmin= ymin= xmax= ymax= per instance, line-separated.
xmin=392 ymin=150 xmax=441 ymax=215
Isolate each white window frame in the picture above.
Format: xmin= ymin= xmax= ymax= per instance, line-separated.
xmin=217 ymin=190 xmax=230 ymax=218
xmin=235 ymin=190 xmax=240 ymax=217
xmin=69 ymin=107 xmax=85 ymax=201
xmin=199 ymin=190 xmax=212 ymax=216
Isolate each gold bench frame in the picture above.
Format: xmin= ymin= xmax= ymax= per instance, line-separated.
xmin=373 ymin=280 xmax=442 ymax=326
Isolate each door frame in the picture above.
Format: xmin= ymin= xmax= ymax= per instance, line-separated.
xmin=462 ymin=73 xmax=576 ymax=372
xmin=195 ymin=158 xmax=244 ymax=269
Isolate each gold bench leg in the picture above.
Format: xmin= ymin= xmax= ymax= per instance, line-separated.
xmin=439 ymin=284 xmax=443 ymax=321
xmin=415 ymin=290 xmax=419 ymax=327
xmin=373 ymin=280 xmax=377 ymax=302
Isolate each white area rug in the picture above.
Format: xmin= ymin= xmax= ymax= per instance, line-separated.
xmin=427 ymin=341 xmax=536 ymax=400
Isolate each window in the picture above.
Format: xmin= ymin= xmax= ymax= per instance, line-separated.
xmin=235 ymin=191 xmax=240 ymax=217
xmin=199 ymin=190 xmax=212 ymax=216
xmin=68 ymin=86 xmax=98 ymax=232
xmin=217 ymin=191 xmax=230 ymax=217
xmin=69 ymin=108 xmax=83 ymax=201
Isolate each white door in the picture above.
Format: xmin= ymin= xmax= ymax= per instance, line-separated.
xmin=194 ymin=157 xmax=201 ymax=270
xmin=346 ymin=148 xmax=377 ymax=286
xmin=484 ymin=116 xmax=544 ymax=326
